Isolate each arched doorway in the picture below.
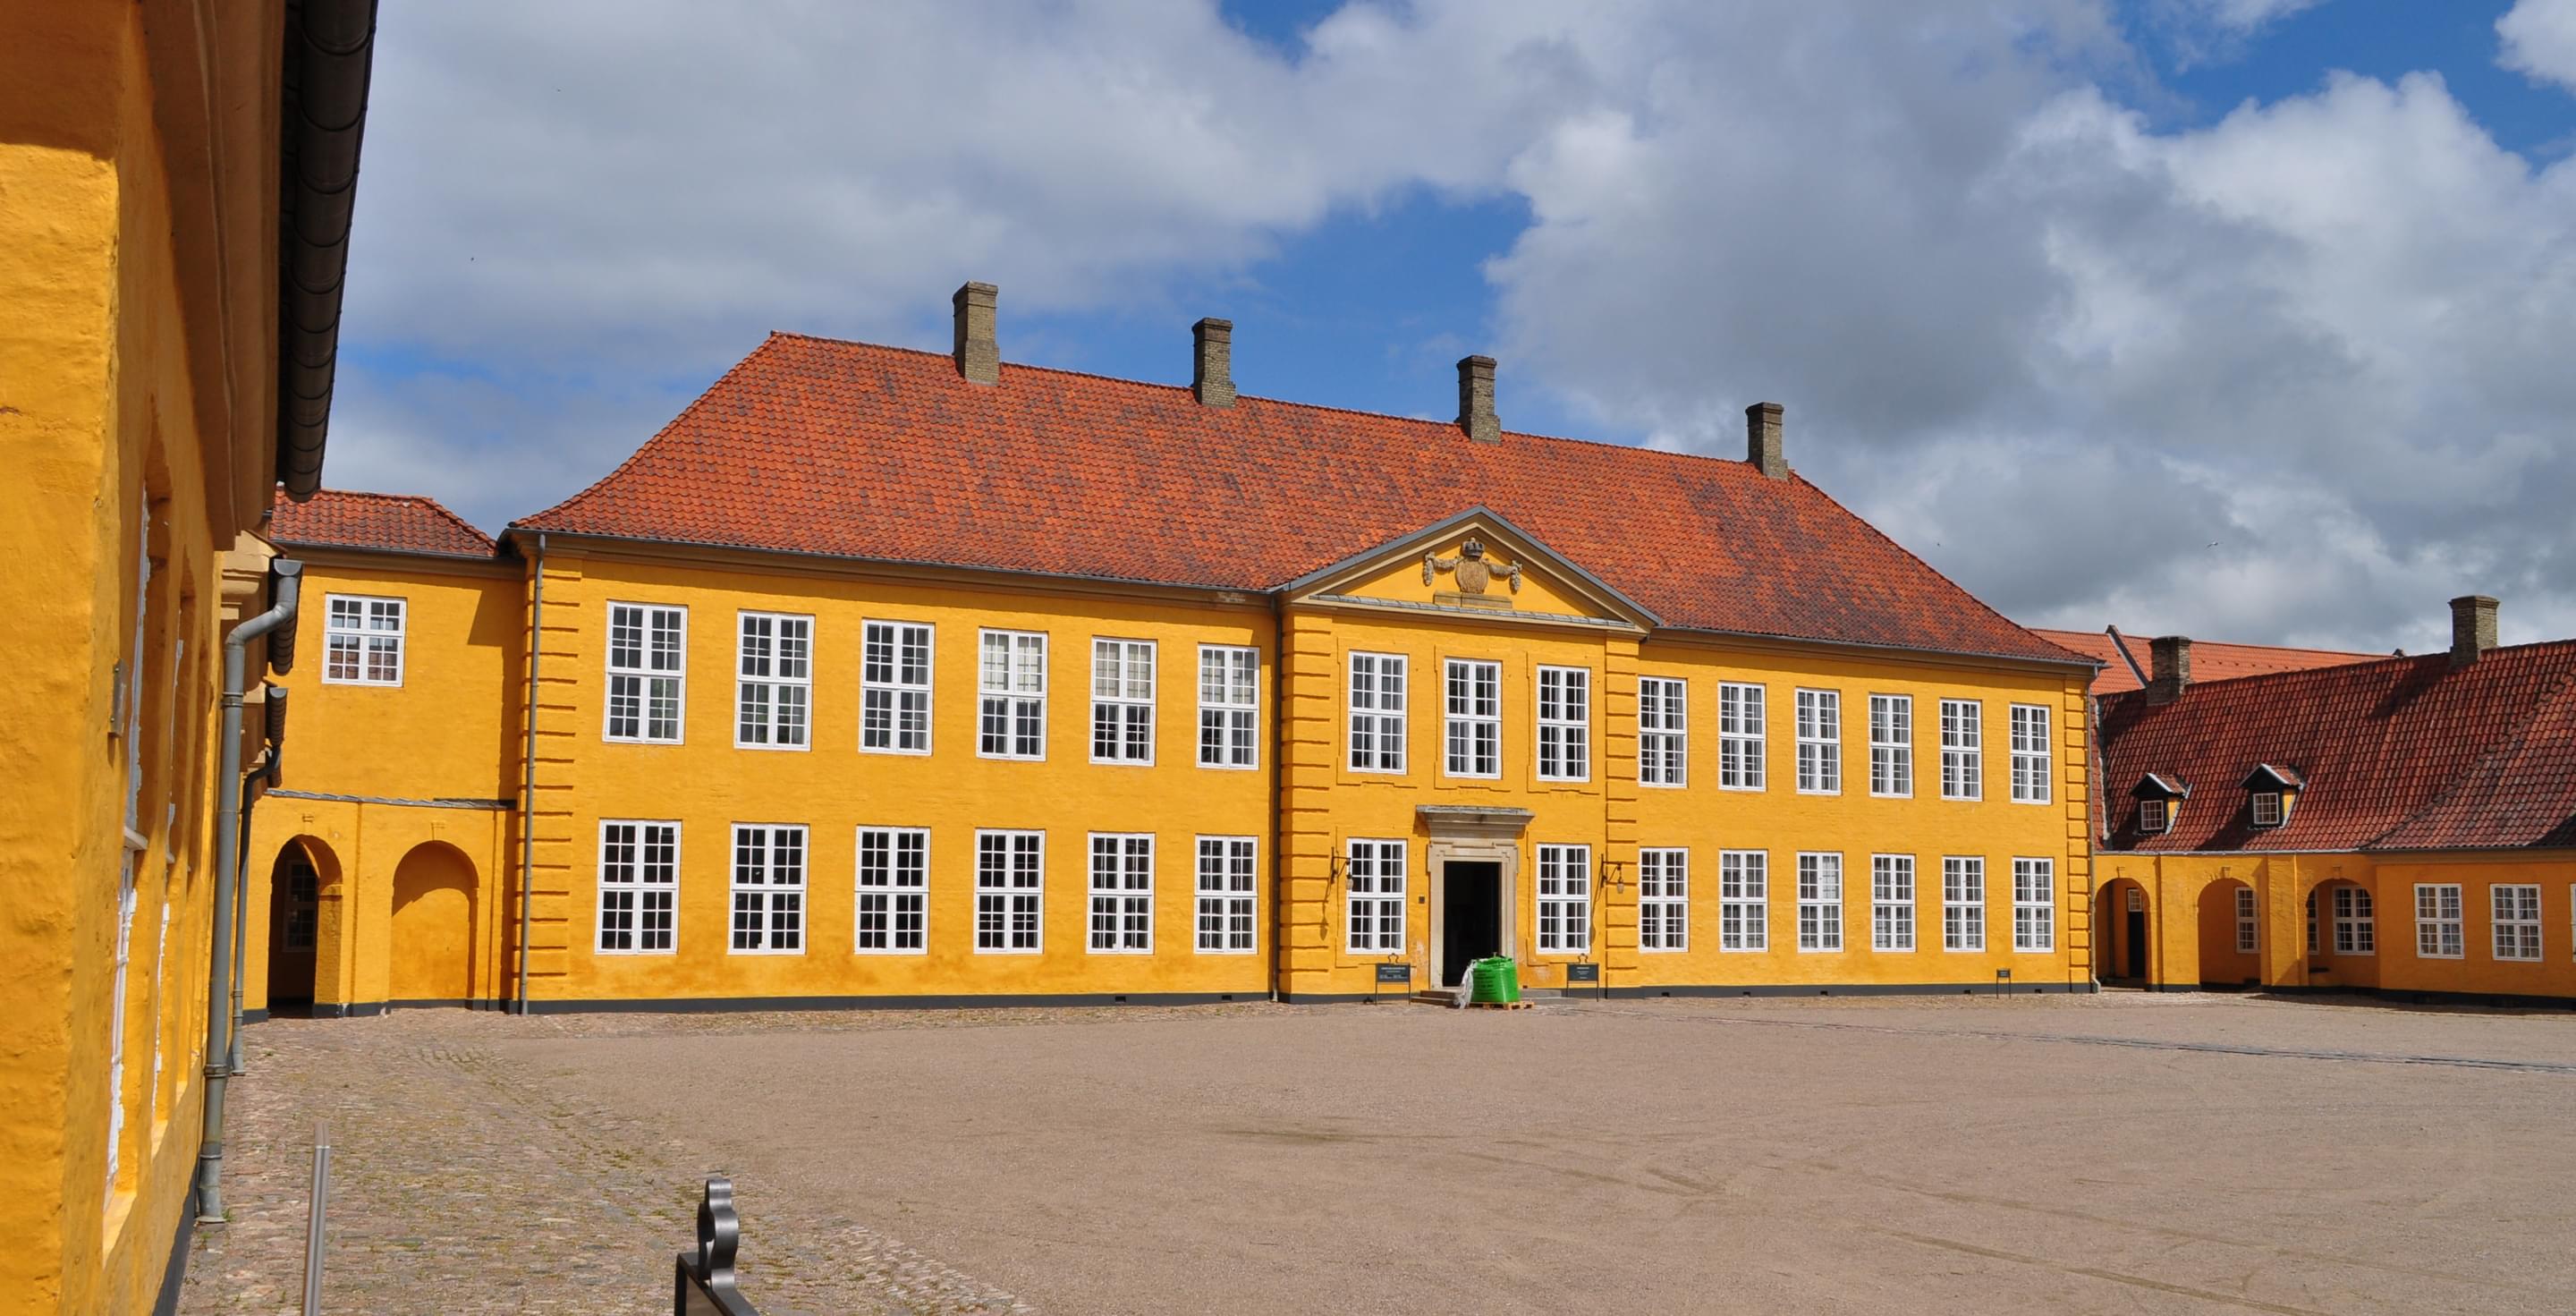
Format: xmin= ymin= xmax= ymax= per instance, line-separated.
xmin=2096 ymin=879 xmax=2152 ymax=982
xmin=390 ymin=842 xmax=478 ymax=1006
xmin=265 ymin=838 xmax=335 ymax=1008
xmin=2197 ymin=878 xmax=2259 ymax=989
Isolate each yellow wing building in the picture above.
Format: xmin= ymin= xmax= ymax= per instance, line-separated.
xmin=245 ymin=285 xmax=2106 ymax=1019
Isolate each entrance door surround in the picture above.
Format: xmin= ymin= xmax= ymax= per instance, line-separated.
xmin=1420 ymin=805 xmax=1532 ymax=987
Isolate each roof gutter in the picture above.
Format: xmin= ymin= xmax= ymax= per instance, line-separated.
xmin=275 ymin=0 xmax=381 ymax=500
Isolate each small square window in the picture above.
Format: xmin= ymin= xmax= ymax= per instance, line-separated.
xmin=2250 ymin=792 xmax=2284 ymax=828
xmin=2139 ymin=799 xmax=2171 ymax=834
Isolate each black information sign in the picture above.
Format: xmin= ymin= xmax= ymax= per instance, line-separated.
xmin=1375 ymin=963 xmax=1413 ymax=985
xmin=1565 ymin=963 xmax=1601 ymax=984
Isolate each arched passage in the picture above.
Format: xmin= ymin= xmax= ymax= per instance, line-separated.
xmin=2197 ymin=878 xmax=2260 ymax=988
xmin=2096 ymin=879 xmax=2153 ymax=982
xmin=390 ymin=841 xmax=478 ymax=1006
xmin=266 ymin=836 xmax=338 ymax=1008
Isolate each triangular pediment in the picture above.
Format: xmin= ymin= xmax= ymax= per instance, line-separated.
xmin=1278 ymin=508 xmax=1657 ymax=632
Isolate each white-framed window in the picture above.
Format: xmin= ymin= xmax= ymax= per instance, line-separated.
xmin=728 ymin=824 xmax=805 ymax=954
xmin=2140 ymin=799 xmax=2172 ymax=834
xmin=1195 ymin=836 xmax=1257 ymax=954
xmin=1090 ymin=639 xmax=1156 ymax=765
xmin=1717 ymin=683 xmax=1767 ymax=790
xmin=606 ymin=603 xmax=686 ymax=743
xmin=1639 ymin=848 xmax=1688 ymax=951
xmin=2009 ymin=703 xmax=2052 ymax=804
xmin=2493 ymin=884 xmax=2542 ymax=961
xmin=977 ymin=630 xmax=1046 ymax=760
xmin=1942 ymin=857 xmax=1986 ymax=952
xmin=597 ymin=820 xmax=677 ymax=954
xmin=1871 ymin=854 xmax=1915 ymax=951
xmin=1638 ymin=677 xmax=1686 ymax=787
xmin=2414 ymin=884 xmax=2463 ymax=958
xmin=854 ymin=827 xmax=928 ymax=954
xmin=1797 ymin=853 xmax=1843 ymax=951
xmin=735 ymin=611 xmax=812 ymax=749
xmin=974 ymin=830 xmax=1044 ymax=953
xmin=1719 ymin=851 xmax=1768 ymax=952
xmin=1197 ymin=645 xmax=1258 ymax=769
xmin=1088 ymin=833 xmax=1154 ymax=953
xmin=1346 ymin=839 xmax=1406 ymax=953
xmin=1445 ymin=658 xmax=1502 ymax=777
xmin=2332 ymin=887 xmax=2375 ymax=955
xmin=322 ymin=594 xmax=405 ymax=685
xmin=1795 ymin=689 xmax=1840 ymax=794
xmin=1535 ymin=844 xmax=1592 ymax=954
xmin=1347 ymin=652 xmax=1408 ymax=773
xmin=860 ymin=620 xmax=933 ymax=754
xmin=1868 ymin=695 xmax=1912 ymax=797
xmin=2012 ymin=858 xmax=2055 ymax=951
xmin=1536 ymin=666 xmax=1591 ymax=782
xmin=2250 ymin=792 xmax=2284 ymax=828
xmin=2234 ymin=887 xmax=2258 ymax=954
xmin=1938 ymin=698 xmax=1980 ymax=801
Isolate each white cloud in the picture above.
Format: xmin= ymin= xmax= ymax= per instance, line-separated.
xmin=2501 ymin=0 xmax=2576 ymax=91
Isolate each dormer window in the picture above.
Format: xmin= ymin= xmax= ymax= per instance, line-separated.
xmin=2128 ymin=772 xmax=2189 ymax=837
xmin=2240 ymin=763 xmax=2303 ymax=829
xmin=2139 ymin=798 xmax=2173 ymax=834
xmin=2250 ymin=792 xmax=2284 ymax=828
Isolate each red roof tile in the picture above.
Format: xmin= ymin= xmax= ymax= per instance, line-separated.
xmin=512 ymin=335 xmax=2084 ymax=665
xmin=2032 ymin=628 xmax=2377 ymax=696
xmin=2096 ymin=641 xmax=2576 ymax=853
xmin=268 ymin=488 xmax=498 ymax=559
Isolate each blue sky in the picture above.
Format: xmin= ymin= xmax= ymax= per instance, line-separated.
xmin=329 ymin=1 xmax=2576 ymax=652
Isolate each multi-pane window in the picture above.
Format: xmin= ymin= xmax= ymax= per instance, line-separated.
xmin=1535 ymin=666 xmax=1590 ymax=782
xmin=1445 ymin=658 xmax=1502 ymax=777
xmin=1088 ymin=834 xmax=1154 ymax=953
xmin=977 ymin=630 xmax=1046 ymax=760
xmin=1638 ymin=677 xmax=1686 ymax=787
xmin=1797 ymin=853 xmax=1843 ymax=951
xmin=1868 ymin=695 xmax=1912 ymax=797
xmin=1347 ymin=653 xmax=1408 ymax=773
xmin=279 ymin=851 xmax=321 ymax=954
xmin=2140 ymin=799 xmax=2172 ymax=834
xmin=1942 ymin=857 xmax=1986 ymax=951
xmin=606 ymin=603 xmax=686 ymax=743
xmin=2012 ymin=858 xmax=2055 ymax=951
xmin=1871 ymin=854 xmax=1915 ymax=951
xmin=2250 ymin=792 xmax=2284 ymax=828
xmin=1090 ymin=640 xmax=1156 ymax=764
xmin=860 ymin=621 xmax=933 ymax=754
xmin=1938 ymin=699 xmax=1980 ymax=801
xmin=854 ymin=827 xmax=928 ymax=954
xmin=1719 ymin=683 xmax=1766 ymax=790
xmin=2494 ymin=885 xmax=2542 ymax=961
xmin=1639 ymin=848 xmax=1687 ymax=951
xmin=1719 ymin=851 xmax=1768 ymax=951
xmin=2008 ymin=704 xmax=2052 ymax=803
xmin=1197 ymin=645 xmax=1258 ymax=769
xmin=728 ymin=824 xmax=805 ymax=954
xmin=2414 ymin=884 xmax=2463 ymax=958
xmin=2234 ymin=887 xmax=2258 ymax=954
xmin=322 ymin=595 xmax=405 ymax=685
xmin=975 ymin=830 xmax=1044 ymax=953
xmin=735 ymin=612 xmax=812 ymax=749
xmin=1795 ymin=689 xmax=1840 ymax=794
xmin=1346 ymin=839 xmax=1406 ymax=953
xmin=597 ymin=820 xmax=677 ymax=954
xmin=2306 ymin=892 xmax=2318 ymax=955
xmin=1535 ymin=844 xmax=1591 ymax=953
xmin=2332 ymin=887 xmax=2375 ymax=955
xmin=1195 ymin=836 xmax=1257 ymax=954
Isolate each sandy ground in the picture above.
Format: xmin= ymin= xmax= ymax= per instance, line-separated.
xmin=186 ymin=992 xmax=2576 ymax=1314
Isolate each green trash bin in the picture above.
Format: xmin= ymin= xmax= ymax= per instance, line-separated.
xmin=1467 ymin=956 xmax=1521 ymax=1005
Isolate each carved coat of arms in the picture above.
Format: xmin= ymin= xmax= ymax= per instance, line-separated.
xmin=1422 ymin=538 xmax=1521 ymax=595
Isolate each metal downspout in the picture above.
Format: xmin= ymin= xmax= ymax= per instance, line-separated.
xmin=197 ymin=561 xmax=301 ymax=1222
xmin=515 ymin=534 xmax=545 ymax=1014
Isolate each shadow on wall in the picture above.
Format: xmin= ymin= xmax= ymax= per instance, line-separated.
xmin=390 ymin=841 xmax=476 ymax=1005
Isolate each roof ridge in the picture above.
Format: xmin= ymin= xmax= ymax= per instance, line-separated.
xmin=2033 ymin=626 xmax=2379 ymax=661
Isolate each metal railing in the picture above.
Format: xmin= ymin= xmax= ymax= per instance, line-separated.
xmin=675 ymin=1177 xmax=763 ymax=1316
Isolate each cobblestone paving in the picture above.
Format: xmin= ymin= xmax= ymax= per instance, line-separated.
xmin=175 ymin=1004 xmax=1281 ymax=1314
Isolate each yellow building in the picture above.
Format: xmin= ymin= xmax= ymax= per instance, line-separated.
xmin=2093 ymin=610 xmax=2576 ymax=1005
xmin=0 ymin=1 xmax=378 ymax=1309
xmin=249 ymin=285 xmax=2104 ymax=1017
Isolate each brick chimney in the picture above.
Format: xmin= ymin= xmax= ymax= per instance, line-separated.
xmin=952 ymin=281 xmax=998 ymax=384
xmin=1746 ymin=403 xmax=1786 ymax=480
xmin=1192 ymin=318 xmax=1234 ymax=407
xmin=2147 ymin=635 xmax=2191 ymax=705
xmin=2450 ymin=595 xmax=2499 ymax=668
xmin=1457 ymin=355 xmax=1498 ymax=444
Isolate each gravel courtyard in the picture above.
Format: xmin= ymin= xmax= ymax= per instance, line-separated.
xmin=181 ymin=993 xmax=2576 ymax=1315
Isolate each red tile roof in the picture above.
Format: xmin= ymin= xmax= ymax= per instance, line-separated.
xmin=2032 ymin=628 xmax=2377 ymax=696
xmin=2096 ymin=641 xmax=2576 ymax=853
xmin=267 ymin=488 xmax=498 ymax=559
xmin=512 ymin=335 xmax=2086 ymax=666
